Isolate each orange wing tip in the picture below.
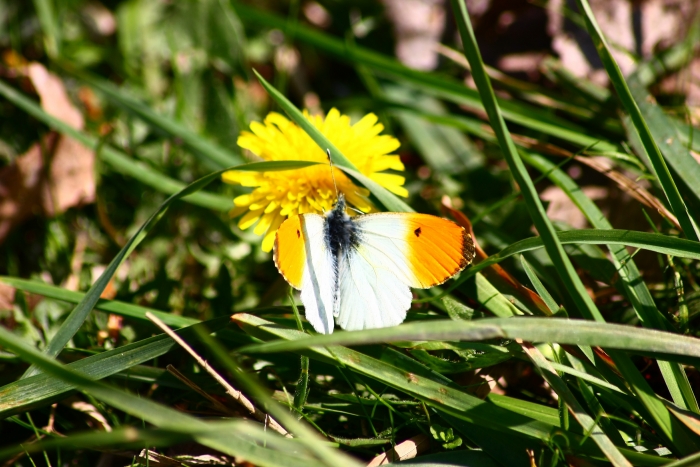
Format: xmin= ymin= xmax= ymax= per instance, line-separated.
xmin=461 ymin=231 xmax=476 ymax=270
xmin=427 ymin=229 xmax=475 ymax=287
xmin=404 ymin=216 xmax=475 ymax=288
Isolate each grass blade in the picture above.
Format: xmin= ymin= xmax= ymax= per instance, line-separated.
xmin=449 ymin=0 xmax=604 ymax=324
xmin=21 ymin=160 xmax=317 ymax=378
xmin=0 ymin=78 xmax=311 ymax=211
xmin=521 ymin=342 xmax=632 ymax=467
xmin=233 ymin=314 xmax=668 ymax=464
xmin=520 ymin=256 xmax=558 ymax=314
xmin=573 ymin=0 xmax=700 ymax=241
xmin=524 ymin=152 xmax=699 ymax=414
xmin=0 ymin=325 xmax=326 ymax=467
xmin=232 ymin=315 xmax=557 ymax=440
xmin=237 ymin=315 xmax=700 ymax=361
xmin=32 ymin=0 xmax=60 ymax=58
xmin=626 ymin=78 xmax=700 ymax=209
xmin=192 ymin=326 xmax=362 ymax=467
xmin=0 ymin=426 xmax=190 ymax=459
xmin=252 ymin=36 xmax=699 ymax=450
xmin=0 ymin=317 xmax=229 ymax=417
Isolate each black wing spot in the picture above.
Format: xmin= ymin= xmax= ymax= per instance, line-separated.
xmin=414 ymin=227 xmax=422 ymax=237
xmin=296 ymin=229 xmax=300 ymax=238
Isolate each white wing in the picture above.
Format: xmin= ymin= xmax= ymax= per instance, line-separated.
xmin=335 ymin=243 xmax=413 ymax=332
xmin=335 ymin=213 xmax=471 ymax=331
xmin=297 ymin=214 xmax=336 ymax=334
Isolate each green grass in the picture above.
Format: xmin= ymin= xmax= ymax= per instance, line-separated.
xmin=0 ymin=1 xmax=699 ymax=466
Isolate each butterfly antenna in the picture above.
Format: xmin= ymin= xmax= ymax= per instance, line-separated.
xmin=326 ymin=149 xmax=339 ymax=200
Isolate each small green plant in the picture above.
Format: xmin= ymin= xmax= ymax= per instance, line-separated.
xmin=430 ymin=423 xmax=463 ymax=450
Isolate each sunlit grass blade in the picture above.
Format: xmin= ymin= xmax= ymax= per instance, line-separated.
xmin=546 ymin=361 xmax=625 ymax=394
xmin=666 ymin=451 xmax=700 ymax=467
xmin=461 ymin=222 xmax=700 ymax=282
xmin=520 ymin=256 xmax=558 ymax=313
xmin=237 ymin=316 xmax=700 ymax=361
xmin=573 ymin=0 xmax=699 ymax=242
xmin=486 ymin=393 xmax=560 ymax=426
xmin=659 ymin=360 xmax=700 ymax=414
xmin=469 ymin=273 xmax=524 ymax=317
xmin=0 ymin=325 xmax=325 ymax=467
xmin=0 ymin=317 xmax=227 ymax=417
xmin=440 ymin=228 xmax=700 ymax=313
xmin=21 ymin=160 xmax=317 ymax=378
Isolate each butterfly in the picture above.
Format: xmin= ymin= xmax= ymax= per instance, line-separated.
xmin=273 ymin=192 xmax=475 ymax=334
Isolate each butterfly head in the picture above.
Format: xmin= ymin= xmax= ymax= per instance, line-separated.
xmin=331 ymin=192 xmax=347 ymax=215
xmin=324 ymin=149 xmax=358 ymax=219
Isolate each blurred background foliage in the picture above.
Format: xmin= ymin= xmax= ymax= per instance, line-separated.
xmin=1 ymin=0 xmax=700 ymax=465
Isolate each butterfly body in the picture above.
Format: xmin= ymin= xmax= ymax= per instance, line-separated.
xmin=274 ymin=194 xmax=474 ymax=334
xmin=323 ymin=195 xmax=359 ymax=267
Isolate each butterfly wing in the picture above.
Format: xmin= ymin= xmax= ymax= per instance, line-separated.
xmin=335 ymin=213 xmax=474 ymax=331
xmin=274 ymin=214 xmax=336 ymax=334
xmin=354 ymin=213 xmax=474 ymax=288
xmin=336 ymin=245 xmax=413 ymax=331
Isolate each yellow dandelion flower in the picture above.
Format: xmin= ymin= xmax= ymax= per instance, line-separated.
xmin=222 ymin=108 xmax=407 ymax=252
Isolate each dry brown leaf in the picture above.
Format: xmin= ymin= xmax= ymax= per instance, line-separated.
xmin=27 ymin=63 xmax=95 ymax=216
xmin=381 ymin=0 xmax=446 ymax=70
xmin=366 ymin=434 xmax=430 ymax=466
xmin=70 ymin=400 xmax=112 ymax=432
xmin=27 ymin=63 xmax=83 ymax=128
xmin=0 ymin=138 xmax=47 ymax=241
xmin=540 ymin=185 xmax=608 ymax=229
xmin=0 ymin=63 xmax=95 ymax=243
xmin=0 ymin=282 xmax=15 ymax=310
xmin=107 ymin=313 xmax=123 ymax=340
xmin=577 ymin=156 xmax=681 ymax=231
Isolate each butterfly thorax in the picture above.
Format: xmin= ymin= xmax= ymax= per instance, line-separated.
xmin=324 ymin=194 xmax=360 ymax=261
